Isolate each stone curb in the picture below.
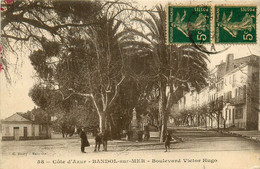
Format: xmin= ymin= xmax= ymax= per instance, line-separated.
xmin=187 ymin=127 xmax=260 ymax=142
xmin=222 ymin=131 xmax=260 ymax=142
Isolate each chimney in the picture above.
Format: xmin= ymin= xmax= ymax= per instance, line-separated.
xmin=225 ymin=54 xmax=234 ymax=72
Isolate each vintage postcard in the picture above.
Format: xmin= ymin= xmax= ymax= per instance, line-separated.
xmin=1 ymin=0 xmax=260 ymax=169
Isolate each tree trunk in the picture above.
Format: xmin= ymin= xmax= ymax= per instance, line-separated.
xmin=46 ymin=113 xmax=50 ymax=139
xmin=217 ymin=113 xmax=220 ymax=129
xmin=159 ymin=80 xmax=167 ymax=143
xmin=90 ymin=95 xmax=105 ymax=132
xmin=204 ymin=115 xmax=207 ymax=128
xmin=98 ymin=112 xmax=105 ymax=132
xmin=109 ymin=113 xmax=121 ymax=140
xmin=197 ymin=115 xmax=200 ymax=127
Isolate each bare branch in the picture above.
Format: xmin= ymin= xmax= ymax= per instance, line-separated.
xmin=108 ymin=75 xmax=126 ymax=106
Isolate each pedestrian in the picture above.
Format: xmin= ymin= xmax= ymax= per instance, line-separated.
xmin=102 ymin=130 xmax=109 ymax=151
xmin=144 ymin=125 xmax=150 ymax=141
xmin=164 ymin=131 xmax=172 ymax=152
xmin=94 ymin=129 xmax=102 ymax=152
xmin=80 ymin=127 xmax=90 ymax=153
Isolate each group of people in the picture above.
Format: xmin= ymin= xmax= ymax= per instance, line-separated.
xmin=79 ymin=127 xmax=109 ymax=153
xmin=80 ymin=127 xmax=174 ymax=153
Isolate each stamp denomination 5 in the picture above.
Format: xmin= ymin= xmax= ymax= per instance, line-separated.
xmin=167 ymin=6 xmax=211 ymax=44
xmin=215 ymin=6 xmax=256 ymax=43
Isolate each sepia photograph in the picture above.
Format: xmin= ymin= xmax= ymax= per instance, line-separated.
xmin=0 ymin=0 xmax=260 ymax=169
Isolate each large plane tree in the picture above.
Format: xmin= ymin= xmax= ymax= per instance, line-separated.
xmin=29 ymin=5 xmax=137 ymax=133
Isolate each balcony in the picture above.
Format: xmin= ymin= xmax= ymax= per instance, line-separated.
xmin=231 ymin=93 xmax=246 ymax=105
xmin=224 ymin=97 xmax=231 ymax=103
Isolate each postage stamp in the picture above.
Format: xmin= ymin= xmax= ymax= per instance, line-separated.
xmin=215 ymin=6 xmax=257 ymax=43
xmin=167 ymin=6 xmax=211 ymax=44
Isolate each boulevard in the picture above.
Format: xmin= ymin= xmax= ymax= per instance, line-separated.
xmin=2 ymin=127 xmax=260 ymax=155
xmin=1 ymin=127 xmax=260 ymax=169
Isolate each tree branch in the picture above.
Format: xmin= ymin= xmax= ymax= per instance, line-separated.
xmin=108 ymin=75 xmax=126 ymax=106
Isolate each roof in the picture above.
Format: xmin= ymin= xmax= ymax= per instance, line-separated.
xmin=2 ymin=113 xmax=32 ymax=122
xmin=214 ymin=54 xmax=259 ymax=79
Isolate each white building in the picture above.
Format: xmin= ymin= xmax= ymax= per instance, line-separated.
xmin=177 ymin=54 xmax=260 ymax=130
xmin=1 ymin=113 xmax=50 ymax=140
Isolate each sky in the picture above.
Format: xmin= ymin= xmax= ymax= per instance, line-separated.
xmin=1 ymin=0 xmax=260 ymax=119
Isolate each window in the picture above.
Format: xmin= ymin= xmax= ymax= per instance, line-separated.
xmin=229 ymin=110 xmax=231 ymax=120
xmin=5 ymin=127 xmax=10 ymax=135
xmin=235 ymin=108 xmax=243 ymax=119
xmin=229 ymin=91 xmax=232 ymax=99
xmin=232 ymin=108 xmax=235 ymax=121
xmin=32 ymin=126 xmax=35 ymax=137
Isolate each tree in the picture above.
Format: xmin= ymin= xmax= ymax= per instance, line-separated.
xmin=197 ymin=104 xmax=210 ymax=128
xmin=129 ymin=5 xmax=209 ymax=142
xmin=208 ymin=97 xmax=224 ymax=129
xmin=29 ymin=3 xmax=138 ymax=133
xmin=28 ymin=85 xmax=60 ymax=138
xmin=1 ymin=0 xmax=104 ymax=81
xmin=2 ymin=0 xmax=102 ymax=44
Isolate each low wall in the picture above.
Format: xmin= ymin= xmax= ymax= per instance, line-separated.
xmin=150 ymin=131 xmax=159 ymax=138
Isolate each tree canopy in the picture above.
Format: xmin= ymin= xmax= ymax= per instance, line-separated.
xmin=2 ymin=1 xmax=210 ymax=140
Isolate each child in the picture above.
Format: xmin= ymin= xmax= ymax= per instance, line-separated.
xmin=164 ymin=131 xmax=172 ymax=152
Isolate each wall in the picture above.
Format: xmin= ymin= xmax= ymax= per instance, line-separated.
xmin=2 ymin=123 xmax=40 ymax=140
xmin=246 ymin=57 xmax=259 ymax=130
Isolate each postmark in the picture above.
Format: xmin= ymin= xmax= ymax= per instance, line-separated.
xmin=167 ymin=6 xmax=211 ymax=44
xmin=215 ymin=6 xmax=256 ymax=43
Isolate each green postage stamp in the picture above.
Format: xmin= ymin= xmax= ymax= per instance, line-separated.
xmin=215 ymin=6 xmax=256 ymax=43
xmin=167 ymin=5 xmax=257 ymax=44
xmin=167 ymin=6 xmax=211 ymax=44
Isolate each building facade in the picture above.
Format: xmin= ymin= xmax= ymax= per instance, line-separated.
xmin=1 ymin=113 xmax=51 ymax=140
xmin=177 ymin=54 xmax=260 ymax=130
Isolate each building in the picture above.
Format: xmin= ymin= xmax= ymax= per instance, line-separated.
xmin=1 ymin=112 xmax=51 ymax=141
xmin=177 ymin=54 xmax=260 ymax=130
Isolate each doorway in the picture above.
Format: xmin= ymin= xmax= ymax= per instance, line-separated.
xmin=24 ymin=127 xmax=28 ymax=138
xmin=14 ymin=127 xmax=19 ymax=141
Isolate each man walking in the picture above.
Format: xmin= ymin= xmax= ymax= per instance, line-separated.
xmin=164 ymin=131 xmax=172 ymax=152
xmin=94 ymin=129 xmax=102 ymax=152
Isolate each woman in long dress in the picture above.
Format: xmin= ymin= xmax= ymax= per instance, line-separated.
xmin=80 ymin=128 xmax=90 ymax=153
